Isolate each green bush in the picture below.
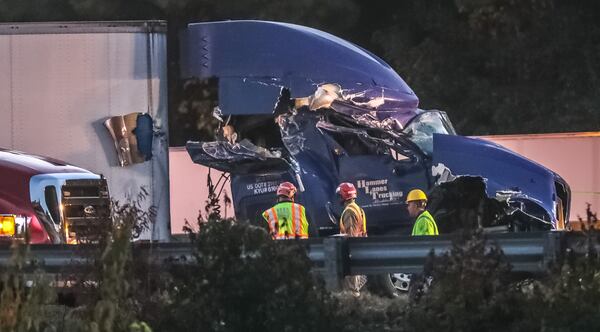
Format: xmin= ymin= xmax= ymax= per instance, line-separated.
xmin=334 ymin=291 xmax=403 ymax=332
xmin=69 ymin=190 xmax=156 ymax=332
xmin=528 ymin=247 xmax=600 ymax=331
xmin=526 ymin=206 xmax=600 ymax=331
xmin=0 ymin=192 xmax=157 ymax=332
xmin=152 ymin=220 xmax=340 ymax=332
xmin=6 ymin=198 xmax=600 ymax=332
xmin=401 ymin=230 xmax=531 ymax=332
xmin=396 ymin=218 xmax=600 ymax=331
xmin=0 ymin=243 xmax=56 ymax=332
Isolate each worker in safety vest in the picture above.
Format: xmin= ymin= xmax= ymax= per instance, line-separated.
xmin=407 ymin=189 xmax=439 ymax=236
xmin=337 ymin=182 xmax=367 ymax=237
xmin=406 ymin=189 xmax=438 ymax=298
xmin=337 ymin=182 xmax=367 ymax=296
xmin=262 ymin=182 xmax=309 ymax=239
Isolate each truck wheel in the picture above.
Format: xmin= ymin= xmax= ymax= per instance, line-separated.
xmin=371 ymin=273 xmax=411 ymax=298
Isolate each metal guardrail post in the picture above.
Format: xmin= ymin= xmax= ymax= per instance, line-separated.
xmin=322 ymin=237 xmax=346 ymax=290
xmin=542 ymin=231 xmax=563 ymax=269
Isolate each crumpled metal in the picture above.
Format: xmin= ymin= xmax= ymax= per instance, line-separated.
xmin=186 ymin=139 xmax=284 ymax=173
xmin=104 ymin=112 xmax=153 ymax=167
xmin=295 ymin=84 xmax=421 ymax=130
xmin=278 ymin=113 xmax=306 ymax=156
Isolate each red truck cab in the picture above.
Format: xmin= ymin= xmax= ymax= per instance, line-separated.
xmin=0 ymin=149 xmax=109 ymax=244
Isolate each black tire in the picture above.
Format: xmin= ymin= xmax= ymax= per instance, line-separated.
xmin=367 ymin=227 xmax=413 ymax=298
xmin=369 ymin=273 xmax=411 ymax=298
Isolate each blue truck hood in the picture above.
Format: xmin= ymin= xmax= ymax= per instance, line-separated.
xmin=181 ymin=20 xmax=419 ymax=122
xmin=433 ymin=134 xmax=557 ymax=221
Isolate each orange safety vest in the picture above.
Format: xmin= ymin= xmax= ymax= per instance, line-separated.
xmin=262 ymin=202 xmax=309 ymax=239
xmin=339 ymin=201 xmax=367 ymax=237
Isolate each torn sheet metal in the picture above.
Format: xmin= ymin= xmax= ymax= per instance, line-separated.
xmin=426 ymin=175 xmax=502 ymax=232
xmin=431 ymin=163 xmax=457 ymax=186
xmin=332 ymin=87 xmax=422 ymax=125
xmin=432 ymin=133 xmax=566 ymax=227
xmin=186 ymin=139 xmax=285 ymax=174
xmin=295 ymin=84 xmax=422 ymax=130
xmin=427 ymin=173 xmax=556 ymax=232
xmin=104 ymin=112 xmax=153 ymax=167
xmin=278 ymin=116 xmax=306 ymax=156
xmin=432 ymin=133 xmax=556 ymax=218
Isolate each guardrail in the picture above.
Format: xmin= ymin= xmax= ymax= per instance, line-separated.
xmin=314 ymin=232 xmax=567 ymax=288
xmin=0 ymin=242 xmax=195 ymax=273
xmin=0 ymin=231 xmax=593 ymax=289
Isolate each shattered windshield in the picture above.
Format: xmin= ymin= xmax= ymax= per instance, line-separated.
xmin=403 ymin=111 xmax=456 ymax=155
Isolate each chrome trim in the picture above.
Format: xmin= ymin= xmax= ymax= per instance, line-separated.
xmin=29 ymin=173 xmax=101 ymax=235
xmin=83 ymin=206 xmax=96 ymax=216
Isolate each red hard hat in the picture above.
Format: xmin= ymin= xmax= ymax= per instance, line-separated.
xmin=277 ymin=182 xmax=297 ymax=198
xmin=336 ymin=182 xmax=357 ymax=200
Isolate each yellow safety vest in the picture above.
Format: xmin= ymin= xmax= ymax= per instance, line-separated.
xmin=339 ymin=201 xmax=367 ymax=236
xmin=411 ymin=210 xmax=439 ymax=236
xmin=262 ymin=202 xmax=309 ymax=239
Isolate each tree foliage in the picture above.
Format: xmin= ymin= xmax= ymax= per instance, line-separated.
xmin=373 ymin=0 xmax=600 ymax=135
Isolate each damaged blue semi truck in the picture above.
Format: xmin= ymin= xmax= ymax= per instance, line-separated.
xmin=183 ymin=21 xmax=570 ymax=238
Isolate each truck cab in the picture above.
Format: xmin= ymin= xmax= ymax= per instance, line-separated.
xmin=183 ymin=21 xmax=570 ymax=235
xmin=0 ymin=149 xmax=109 ymax=244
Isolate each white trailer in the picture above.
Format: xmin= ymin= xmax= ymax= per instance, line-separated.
xmin=0 ymin=21 xmax=170 ymax=241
